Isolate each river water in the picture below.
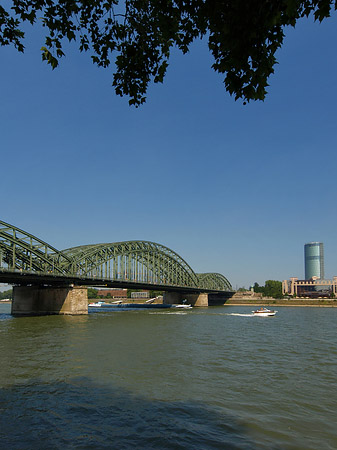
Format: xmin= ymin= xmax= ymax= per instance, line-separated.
xmin=1 ymin=304 xmax=336 ymax=449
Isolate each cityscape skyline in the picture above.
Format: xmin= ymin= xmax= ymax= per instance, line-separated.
xmin=1 ymin=15 xmax=337 ymax=289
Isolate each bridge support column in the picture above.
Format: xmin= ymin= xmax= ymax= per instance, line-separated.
xmin=163 ymin=292 xmax=209 ymax=307
xmin=11 ymin=285 xmax=88 ymax=316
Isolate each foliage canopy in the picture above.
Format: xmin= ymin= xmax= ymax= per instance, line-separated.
xmin=87 ymin=287 xmax=98 ymax=299
xmin=1 ymin=1 xmax=335 ymax=105
xmin=0 ymin=288 xmax=13 ymax=300
xmin=253 ymin=280 xmax=282 ymax=299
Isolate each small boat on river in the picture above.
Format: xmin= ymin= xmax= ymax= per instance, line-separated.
xmin=88 ymin=301 xmax=105 ymax=307
xmin=252 ymin=307 xmax=277 ymax=317
xmin=173 ymin=304 xmax=193 ymax=309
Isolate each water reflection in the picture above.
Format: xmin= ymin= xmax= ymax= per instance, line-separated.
xmin=1 ymin=305 xmax=337 ymax=449
xmin=0 ymin=378 xmax=260 ymax=450
xmin=0 ymin=308 xmax=90 ymax=387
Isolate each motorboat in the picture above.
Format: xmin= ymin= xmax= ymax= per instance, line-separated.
xmin=88 ymin=301 xmax=105 ymax=307
xmin=252 ymin=307 xmax=277 ymax=317
xmin=89 ymin=300 xmax=124 ymax=307
xmin=173 ymin=304 xmax=193 ymax=309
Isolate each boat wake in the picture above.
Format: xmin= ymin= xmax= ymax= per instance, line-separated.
xmin=225 ymin=313 xmax=255 ymax=317
xmin=149 ymin=312 xmax=188 ymax=315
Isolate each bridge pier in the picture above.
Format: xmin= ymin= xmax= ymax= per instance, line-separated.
xmin=163 ymin=292 xmax=209 ymax=307
xmin=11 ymin=285 xmax=88 ymax=315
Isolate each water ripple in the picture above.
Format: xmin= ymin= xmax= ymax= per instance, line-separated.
xmin=1 ymin=305 xmax=337 ymax=449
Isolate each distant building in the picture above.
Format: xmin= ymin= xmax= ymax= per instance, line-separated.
xmin=282 ymin=277 xmax=337 ymax=298
xmin=304 ymin=242 xmax=324 ymax=279
xmin=282 ymin=242 xmax=336 ymax=298
xmin=131 ymin=291 xmax=150 ymax=299
xmin=97 ymin=289 xmax=127 ymax=298
xmin=232 ymin=290 xmax=263 ymax=299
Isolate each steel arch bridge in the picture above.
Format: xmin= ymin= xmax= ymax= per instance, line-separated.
xmin=0 ymin=220 xmax=232 ymax=292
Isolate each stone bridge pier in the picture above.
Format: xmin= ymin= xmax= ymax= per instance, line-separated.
xmin=11 ymin=285 xmax=88 ymax=315
xmin=163 ymin=291 xmax=233 ymax=307
xmin=163 ymin=291 xmax=209 ymax=307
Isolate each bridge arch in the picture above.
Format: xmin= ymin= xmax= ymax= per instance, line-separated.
xmin=197 ymin=273 xmax=232 ymax=291
xmin=0 ymin=220 xmax=232 ymax=291
xmin=0 ymin=220 xmax=73 ymax=275
xmin=61 ymin=241 xmax=201 ymax=288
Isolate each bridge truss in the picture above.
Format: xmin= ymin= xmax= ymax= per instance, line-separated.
xmin=0 ymin=220 xmax=232 ymax=292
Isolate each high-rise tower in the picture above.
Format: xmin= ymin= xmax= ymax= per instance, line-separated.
xmin=304 ymin=242 xmax=324 ymax=279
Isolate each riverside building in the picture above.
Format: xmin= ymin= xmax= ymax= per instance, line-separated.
xmin=96 ymin=288 xmax=127 ymax=298
xmin=304 ymin=242 xmax=324 ymax=279
xmin=282 ymin=276 xmax=337 ymax=298
xmin=283 ymin=242 xmax=336 ymax=298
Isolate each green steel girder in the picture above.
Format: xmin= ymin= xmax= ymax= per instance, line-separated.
xmin=0 ymin=220 xmax=73 ymax=274
xmin=61 ymin=241 xmax=200 ymax=288
xmin=197 ymin=273 xmax=232 ymax=291
xmin=0 ymin=220 xmax=232 ymax=291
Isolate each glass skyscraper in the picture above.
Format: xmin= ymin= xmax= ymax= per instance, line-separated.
xmin=304 ymin=242 xmax=324 ymax=280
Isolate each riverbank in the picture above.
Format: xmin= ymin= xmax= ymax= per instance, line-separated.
xmin=4 ymin=297 xmax=337 ymax=308
xmin=98 ymin=297 xmax=337 ymax=307
xmin=225 ymin=297 xmax=337 ymax=307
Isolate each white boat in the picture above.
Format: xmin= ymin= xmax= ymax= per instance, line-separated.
xmin=252 ymin=307 xmax=277 ymax=317
xmin=174 ymin=304 xmax=192 ymax=309
xmin=88 ymin=301 xmax=105 ymax=307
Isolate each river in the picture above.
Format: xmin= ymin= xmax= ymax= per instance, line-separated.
xmin=0 ymin=304 xmax=336 ymax=449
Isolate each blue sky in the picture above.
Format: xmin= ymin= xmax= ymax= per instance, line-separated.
xmin=1 ymin=13 xmax=337 ymax=289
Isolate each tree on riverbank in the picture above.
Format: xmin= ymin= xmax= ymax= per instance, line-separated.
xmin=87 ymin=288 xmax=99 ymax=299
xmin=1 ymin=1 xmax=336 ymax=106
xmin=253 ymin=280 xmax=282 ymax=299
xmin=0 ymin=289 xmax=13 ymax=300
